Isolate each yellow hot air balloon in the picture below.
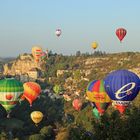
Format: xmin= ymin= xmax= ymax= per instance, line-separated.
xmin=30 ymin=111 xmax=43 ymax=126
xmin=91 ymin=42 xmax=98 ymax=50
xmin=31 ymin=46 xmax=43 ymax=63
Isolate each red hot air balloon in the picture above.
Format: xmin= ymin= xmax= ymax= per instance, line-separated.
xmin=116 ymin=28 xmax=127 ymax=42
xmin=72 ymin=99 xmax=82 ymax=111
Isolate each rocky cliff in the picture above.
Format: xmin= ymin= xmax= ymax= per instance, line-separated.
xmin=3 ymin=54 xmax=45 ymax=77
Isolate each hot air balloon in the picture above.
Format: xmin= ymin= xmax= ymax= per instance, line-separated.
xmin=92 ymin=107 xmax=100 ymax=119
xmin=32 ymin=46 xmax=43 ymax=63
xmin=0 ymin=78 xmax=23 ymax=117
xmin=55 ymin=29 xmax=61 ymax=37
xmin=19 ymin=94 xmax=26 ymax=103
xmin=104 ymin=69 xmax=140 ymax=114
xmin=90 ymin=102 xmax=100 ymax=119
xmin=72 ymin=99 xmax=82 ymax=111
xmin=31 ymin=111 xmax=43 ymax=126
xmin=91 ymin=42 xmax=98 ymax=50
xmin=53 ymin=84 xmax=62 ymax=94
xmin=40 ymin=52 xmax=47 ymax=60
xmin=116 ymin=28 xmax=127 ymax=42
xmin=86 ymin=80 xmax=111 ymax=115
xmin=23 ymin=82 xmax=41 ymax=106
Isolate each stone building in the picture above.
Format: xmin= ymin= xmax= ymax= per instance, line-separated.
xmin=27 ymin=68 xmax=39 ymax=80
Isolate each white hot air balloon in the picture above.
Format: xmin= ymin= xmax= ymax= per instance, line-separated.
xmin=55 ymin=29 xmax=62 ymax=37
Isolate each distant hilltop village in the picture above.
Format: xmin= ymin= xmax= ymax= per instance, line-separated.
xmin=1 ymin=54 xmax=46 ymax=82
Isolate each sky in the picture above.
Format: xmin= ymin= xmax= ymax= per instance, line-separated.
xmin=0 ymin=0 xmax=140 ymax=57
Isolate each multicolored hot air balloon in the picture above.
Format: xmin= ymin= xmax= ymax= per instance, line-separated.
xmin=31 ymin=111 xmax=43 ymax=126
xmin=116 ymin=28 xmax=127 ymax=42
xmin=32 ymin=46 xmax=43 ymax=63
xmin=104 ymin=69 xmax=140 ymax=114
xmin=91 ymin=42 xmax=98 ymax=50
xmin=86 ymin=80 xmax=111 ymax=115
xmin=55 ymin=29 xmax=62 ymax=37
xmin=40 ymin=52 xmax=47 ymax=60
xmin=0 ymin=78 xmax=23 ymax=115
xmin=23 ymin=82 xmax=41 ymax=106
xmin=72 ymin=99 xmax=82 ymax=111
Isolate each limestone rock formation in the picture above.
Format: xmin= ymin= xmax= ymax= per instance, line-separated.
xmin=3 ymin=54 xmax=46 ymax=81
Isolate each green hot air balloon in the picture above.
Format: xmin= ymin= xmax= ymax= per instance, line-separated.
xmin=92 ymin=107 xmax=100 ymax=119
xmin=53 ymin=84 xmax=62 ymax=94
xmin=0 ymin=78 xmax=24 ymax=115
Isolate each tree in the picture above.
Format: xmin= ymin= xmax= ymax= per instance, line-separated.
xmin=73 ymin=70 xmax=81 ymax=81
xmin=40 ymin=126 xmax=53 ymax=138
xmin=28 ymin=134 xmax=45 ymax=140
xmin=55 ymin=128 xmax=70 ymax=140
xmin=76 ymin=51 xmax=81 ymax=57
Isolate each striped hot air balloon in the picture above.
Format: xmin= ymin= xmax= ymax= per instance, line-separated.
xmin=116 ymin=28 xmax=127 ymax=42
xmin=0 ymin=78 xmax=23 ymax=113
xmin=23 ymin=82 xmax=41 ymax=106
xmin=32 ymin=46 xmax=43 ymax=63
xmin=86 ymin=80 xmax=111 ymax=115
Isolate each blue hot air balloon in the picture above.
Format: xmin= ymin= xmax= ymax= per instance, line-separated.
xmin=104 ymin=69 xmax=140 ymax=114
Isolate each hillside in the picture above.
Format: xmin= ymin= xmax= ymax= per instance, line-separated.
xmin=2 ymin=51 xmax=140 ymax=79
xmin=0 ymin=52 xmax=140 ymax=140
xmin=0 ymin=57 xmax=16 ymax=63
xmin=45 ymin=52 xmax=140 ymax=97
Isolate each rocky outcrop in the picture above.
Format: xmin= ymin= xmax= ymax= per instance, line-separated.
xmin=3 ymin=54 xmax=45 ymax=80
xmin=57 ymin=70 xmax=70 ymax=77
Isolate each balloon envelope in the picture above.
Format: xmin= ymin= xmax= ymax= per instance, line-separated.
xmin=116 ymin=28 xmax=127 ymax=42
xmin=55 ymin=29 xmax=61 ymax=37
xmin=86 ymin=80 xmax=111 ymax=115
xmin=104 ymin=69 xmax=140 ymax=114
xmin=31 ymin=111 xmax=43 ymax=125
xmin=32 ymin=46 xmax=43 ymax=62
xmin=86 ymin=80 xmax=97 ymax=92
xmin=53 ymin=85 xmax=62 ymax=94
xmin=92 ymin=107 xmax=100 ymax=119
xmin=91 ymin=42 xmax=98 ymax=50
xmin=23 ymin=82 xmax=41 ymax=106
xmin=72 ymin=99 xmax=82 ymax=111
xmin=41 ymin=52 xmax=47 ymax=60
xmin=0 ymin=78 xmax=23 ymax=112
xmin=86 ymin=80 xmax=111 ymax=103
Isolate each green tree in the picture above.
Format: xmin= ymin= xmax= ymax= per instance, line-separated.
xmin=73 ymin=70 xmax=81 ymax=81
xmin=40 ymin=125 xmax=53 ymax=137
xmin=28 ymin=134 xmax=45 ymax=140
